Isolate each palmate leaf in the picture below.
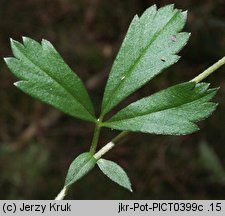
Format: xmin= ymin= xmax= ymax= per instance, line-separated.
xmin=101 ymin=4 xmax=190 ymax=116
xmin=4 ymin=37 xmax=95 ymax=122
xmin=103 ymin=82 xmax=218 ymax=135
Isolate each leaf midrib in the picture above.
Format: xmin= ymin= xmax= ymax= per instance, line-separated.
xmin=66 ymin=155 xmax=96 ymax=186
xmin=107 ymin=90 xmax=211 ymax=123
xmin=102 ymin=10 xmax=180 ymax=115
xmin=16 ymin=45 xmax=95 ymax=120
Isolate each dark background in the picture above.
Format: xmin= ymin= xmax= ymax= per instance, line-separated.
xmin=0 ymin=0 xmax=225 ymax=199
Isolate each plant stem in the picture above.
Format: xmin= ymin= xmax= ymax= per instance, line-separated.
xmin=112 ymin=131 xmax=129 ymax=143
xmin=191 ymin=56 xmax=225 ymax=83
xmin=55 ymin=131 xmax=128 ymax=200
xmin=89 ymin=120 xmax=102 ymax=154
xmin=55 ymin=57 xmax=225 ymax=200
xmin=55 ymin=186 xmax=68 ymax=200
xmin=94 ymin=141 xmax=115 ymax=160
xmin=94 ymin=131 xmax=129 ymax=160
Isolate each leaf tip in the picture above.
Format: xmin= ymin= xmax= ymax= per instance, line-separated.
xmin=41 ymin=39 xmax=57 ymax=53
xmin=186 ymin=32 xmax=191 ymax=40
xmin=10 ymin=38 xmax=17 ymax=46
xmin=182 ymin=10 xmax=188 ymax=17
xmin=169 ymin=3 xmax=175 ymax=9
xmin=13 ymin=81 xmax=19 ymax=87
xmin=10 ymin=38 xmax=24 ymax=50
xmin=214 ymin=87 xmax=220 ymax=93
xmin=41 ymin=38 xmax=47 ymax=44
xmin=133 ymin=14 xmax=139 ymax=21
xmin=22 ymin=36 xmax=29 ymax=44
xmin=174 ymin=55 xmax=181 ymax=63
xmin=193 ymin=124 xmax=200 ymax=133
xmin=13 ymin=80 xmax=25 ymax=87
xmin=9 ymin=37 xmax=14 ymax=43
xmin=22 ymin=36 xmax=35 ymax=46
xmin=151 ymin=4 xmax=157 ymax=10
xmin=3 ymin=57 xmax=11 ymax=64
xmin=41 ymin=39 xmax=47 ymax=47
xmin=214 ymin=103 xmax=219 ymax=109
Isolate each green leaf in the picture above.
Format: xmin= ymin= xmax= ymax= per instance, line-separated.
xmin=101 ymin=4 xmax=190 ymax=116
xmin=97 ymin=158 xmax=132 ymax=192
xmin=103 ymin=82 xmax=218 ymax=135
xmin=4 ymin=37 xmax=95 ymax=122
xmin=65 ymin=152 xmax=97 ymax=187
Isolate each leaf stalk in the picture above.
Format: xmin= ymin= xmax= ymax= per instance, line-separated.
xmin=191 ymin=56 xmax=225 ymax=83
xmin=89 ymin=118 xmax=102 ymax=154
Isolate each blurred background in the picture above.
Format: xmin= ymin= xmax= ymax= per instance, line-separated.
xmin=0 ymin=0 xmax=225 ymax=199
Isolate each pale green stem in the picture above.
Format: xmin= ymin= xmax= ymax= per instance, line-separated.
xmin=94 ymin=131 xmax=129 ymax=159
xmin=191 ymin=56 xmax=225 ymax=83
xmin=54 ymin=131 xmax=128 ymax=200
xmin=112 ymin=131 xmax=129 ymax=143
xmin=94 ymin=141 xmax=115 ymax=160
xmin=55 ymin=186 xmax=68 ymax=200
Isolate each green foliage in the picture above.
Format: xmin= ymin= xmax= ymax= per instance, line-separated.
xmin=65 ymin=152 xmax=97 ymax=187
xmin=97 ymin=159 xmax=132 ymax=191
xmin=101 ymin=4 xmax=190 ymax=116
xmin=4 ymin=37 xmax=95 ymax=122
xmin=4 ymin=4 xmax=220 ymax=197
xmin=104 ymin=82 xmax=218 ymax=135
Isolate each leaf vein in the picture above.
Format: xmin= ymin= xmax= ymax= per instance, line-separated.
xmin=108 ymin=91 xmax=212 ymax=123
xmin=15 ymin=45 xmax=94 ymax=118
xmin=103 ymin=10 xmax=180 ymax=113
